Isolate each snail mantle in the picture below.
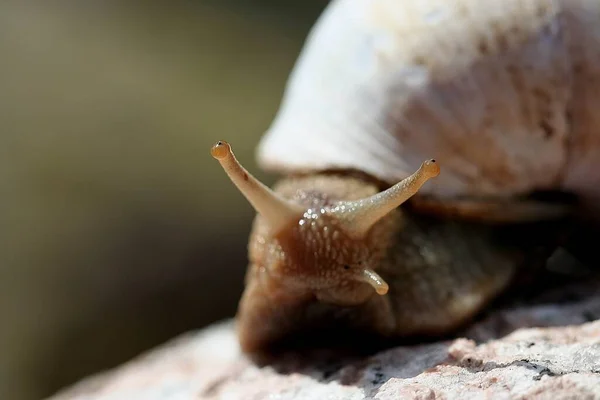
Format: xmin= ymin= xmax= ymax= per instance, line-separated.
xmin=49 ymin=280 xmax=600 ymax=400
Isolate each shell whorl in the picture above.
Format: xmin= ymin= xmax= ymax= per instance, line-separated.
xmin=257 ymin=0 xmax=600 ymax=212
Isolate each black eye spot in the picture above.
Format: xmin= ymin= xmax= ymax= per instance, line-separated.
xmin=343 ymin=265 xmax=350 ymax=270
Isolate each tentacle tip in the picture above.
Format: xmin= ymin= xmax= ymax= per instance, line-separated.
xmin=211 ymin=140 xmax=231 ymax=160
xmin=375 ymin=284 xmax=389 ymax=296
xmin=422 ymin=159 xmax=440 ymax=178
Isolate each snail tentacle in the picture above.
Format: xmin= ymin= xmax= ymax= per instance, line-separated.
xmin=211 ymin=141 xmax=303 ymax=235
xmin=331 ymin=160 xmax=440 ymax=238
xmin=357 ymin=268 xmax=389 ymax=295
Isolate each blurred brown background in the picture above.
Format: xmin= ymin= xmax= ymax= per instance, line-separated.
xmin=0 ymin=1 xmax=327 ymax=399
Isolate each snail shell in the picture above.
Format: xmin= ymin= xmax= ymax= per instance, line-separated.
xmin=258 ymin=0 xmax=600 ymax=213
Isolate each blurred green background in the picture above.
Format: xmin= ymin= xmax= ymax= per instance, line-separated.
xmin=0 ymin=1 xmax=327 ymax=399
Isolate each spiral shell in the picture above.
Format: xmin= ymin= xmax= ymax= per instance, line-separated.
xmin=257 ymin=0 xmax=600 ymax=210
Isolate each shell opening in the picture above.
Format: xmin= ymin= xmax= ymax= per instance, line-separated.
xmin=211 ymin=140 xmax=303 ymax=234
xmin=333 ymin=159 xmax=440 ymax=238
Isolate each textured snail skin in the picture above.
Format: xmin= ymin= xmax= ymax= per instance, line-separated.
xmin=235 ymin=174 xmax=564 ymax=354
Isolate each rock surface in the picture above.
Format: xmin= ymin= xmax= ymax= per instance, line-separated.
xmin=49 ymin=282 xmax=600 ymax=400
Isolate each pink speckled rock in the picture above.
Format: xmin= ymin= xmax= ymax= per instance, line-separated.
xmin=49 ymin=282 xmax=600 ymax=400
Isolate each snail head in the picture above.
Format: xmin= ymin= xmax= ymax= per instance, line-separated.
xmin=211 ymin=141 xmax=439 ymax=304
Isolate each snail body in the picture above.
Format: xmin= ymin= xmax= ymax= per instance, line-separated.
xmin=212 ymin=0 xmax=600 ymax=353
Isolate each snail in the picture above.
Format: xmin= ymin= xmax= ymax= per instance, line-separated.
xmin=211 ymin=0 xmax=600 ymax=354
